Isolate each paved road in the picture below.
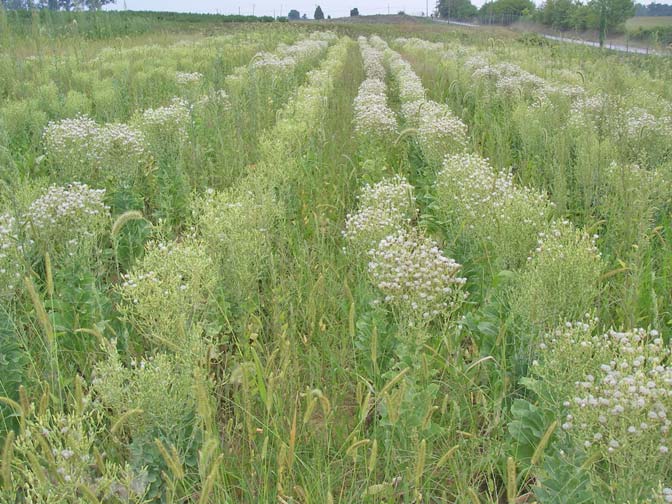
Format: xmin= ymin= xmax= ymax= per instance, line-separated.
xmin=433 ymin=18 xmax=669 ymax=56
xmin=540 ymin=33 xmax=662 ymax=55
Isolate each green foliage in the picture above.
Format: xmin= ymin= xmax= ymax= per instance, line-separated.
xmin=534 ymin=448 xmax=595 ymax=503
xmin=437 ymin=0 xmax=478 ymax=19
xmin=591 ymin=0 xmax=636 ymax=34
xmin=192 ymin=184 xmax=278 ymax=311
xmin=507 ymin=398 xmax=558 ymax=473
xmin=8 ymin=400 xmax=148 ymax=502
xmin=118 ymin=239 xmax=219 ymax=345
xmin=535 ymin=0 xmax=635 ymax=36
xmin=479 ymin=0 xmax=536 ymax=18
xmin=509 ymin=220 xmax=603 ymax=331
xmin=0 ymin=9 xmax=277 ymax=41
xmin=0 ymin=309 xmax=24 ymax=434
xmin=629 ymin=24 xmax=672 ymax=45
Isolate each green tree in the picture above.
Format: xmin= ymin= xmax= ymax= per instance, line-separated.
xmin=589 ymin=0 xmax=635 ymax=46
xmin=350 ymin=7 xmax=359 ymax=15
xmin=437 ymin=0 xmax=478 ymax=19
xmin=314 ymin=4 xmax=324 ymax=19
xmin=287 ymin=8 xmax=300 ymax=19
xmin=540 ymin=0 xmax=580 ymax=30
xmin=479 ymin=0 xmax=535 ymax=22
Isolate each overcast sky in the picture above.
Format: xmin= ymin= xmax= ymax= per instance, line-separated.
xmin=105 ymin=0 xmax=448 ymax=18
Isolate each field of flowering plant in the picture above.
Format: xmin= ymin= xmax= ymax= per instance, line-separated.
xmin=1 ymin=10 xmax=672 ymax=503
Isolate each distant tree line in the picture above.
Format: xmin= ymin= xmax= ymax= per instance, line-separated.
xmin=634 ymin=2 xmax=672 ymax=15
xmin=437 ymin=0 xmax=635 ymax=46
xmin=437 ymin=0 xmax=534 ymax=22
xmin=533 ymin=0 xmax=634 ymax=38
xmin=1 ymin=0 xmax=115 ymax=10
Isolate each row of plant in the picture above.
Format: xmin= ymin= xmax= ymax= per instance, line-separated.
xmin=396 ymin=36 xmax=672 ymax=330
xmin=382 ymin=35 xmax=672 ymax=502
xmin=339 ymin=35 xmax=453 ymax=501
xmin=2 ymin=30 xmax=335 ymax=247
xmin=396 ymin=36 xmax=672 ymax=170
xmin=0 ymin=25 xmax=314 ymax=168
xmin=0 ymin=31 xmax=345 ymax=503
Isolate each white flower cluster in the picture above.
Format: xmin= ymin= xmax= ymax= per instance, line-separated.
xmin=464 ymin=54 xmax=490 ymax=72
xmin=544 ymin=82 xmax=585 ymax=99
xmin=25 ymin=182 xmax=109 ymax=254
xmin=343 ymin=174 xmax=465 ymax=319
xmin=368 ymin=35 xmax=389 ymax=52
xmin=530 ymin=219 xmax=600 ymax=262
xmin=44 ymin=115 xmax=148 ymax=183
xmin=540 ymin=323 xmax=672 ymax=487
xmin=136 ymin=98 xmax=191 ymax=144
xmin=43 ymin=115 xmax=99 ymax=166
xmin=487 ymin=64 xmax=547 ymax=95
xmin=352 ymin=35 xmax=398 ymax=140
xmin=309 ymin=30 xmax=338 ymax=41
xmin=569 ymin=93 xmax=609 ymax=127
xmin=659 ymin=487 xmax=672 ymax=504
xmin=436 ymin=153 xmax=549 ymax=267
xmin=344 ymin=175 xmax=416 ymax=251
xmin=175 ymin=71 xmax=203 ymax=85
xmin=623 ymin=107 xmax=672 ymax=138
xmin=395 ymin=37 xmax=446 ymax=54
xmin=255 ymin=34 xmax=330 ymax=73
xmin=277 ymin=38 xmax=328 ymax=60
xmin=353 ymin=78 xmax=398 ymax=136
xmin=385 ymin=46 xmax=467 ymax=163
xmin=251 ymin=52 xmax=297 ymax=72
xmin=0 ymin=213 xmax=23 ymax=298
xmin=570 ymin=94 xmax=671 ymax=143
xmin=458 ymin=55 xmax=586 ymax=104
xmin=229 ymin=33 xmax=333 ymax=88
xmin=95 ymin=122 xmax=147 ymax=160
xmin=368 ymin=228 xmax=466 ymax=318
xmin=358 ymin=36 xmax=386 ymax=81
xmin=195 ymin=89 xmax=231 ymax=110
xmin=386 ymin=48 xmax=425 ymax=103
xmin=415 ymin=101 xmax=468 ymax=161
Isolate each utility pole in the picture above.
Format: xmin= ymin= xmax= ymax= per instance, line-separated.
xmin=388 ymin=4 xmax=390 ymax=14
xmin=238 ymin=6 xmax=240 ymax=15
xmin=252 ymin=3 xmax=255 ymax=15
xmin=426 ymin=0 xmax=429 ymax=16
